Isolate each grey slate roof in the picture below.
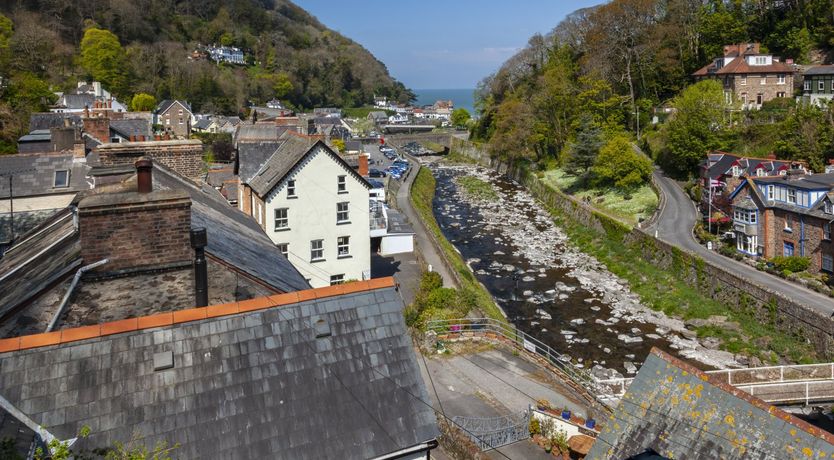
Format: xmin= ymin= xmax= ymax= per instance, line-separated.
xmin=587 ymin=349 xmax=834 ymax=459
xmin=57 ymin=94 xmax=94 ymax=110
xmin=193 ymin=118 xmax=212 ymax=130
xmin=386 ymin=209 xmax=414 ymax=235
xmin=805 ymin=65 xmax=834 ymax=76
xmin=0 ymin=286 xmax=438 ymax=459
xmin=248 ymin=134 xmax=371 ymax=197
xmin=109 ymin=119 xmax=152 ymax=139
xmin=29 ymin=113 xmax=82 ymax=132
xmin=156 ymin=100 xmax=192 ymax=115
xmin=237 ymin=141 xmax=281 ymax=183
xmin=0 ymin=152 xmax=91 ymax=199
xmin=235 ymin=124 xmax=282 ymax=143
xmin=153 ymin=165 xmax=310 ymax=293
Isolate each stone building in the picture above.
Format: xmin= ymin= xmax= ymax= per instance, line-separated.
xmin=154 ymin=100 xmax=193 ymax=137
xmin=729 ymin=171 xmax=834 ymax=273
xmin=802 ymin=65 xmax=834 ymax=107
xmin=693 ymin=43 xmax=796 ymax=109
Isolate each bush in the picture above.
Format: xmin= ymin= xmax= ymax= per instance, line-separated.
xmin=592 ymin=134 xmax=653 ymax=190
xmin=529 ymin=418 xmax=541 ymax=437
xmin=770 ymin=256 xmax=810 ymax=274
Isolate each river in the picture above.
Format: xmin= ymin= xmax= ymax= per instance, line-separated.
xmin=429 ymin=162 xmax=742 ymax=379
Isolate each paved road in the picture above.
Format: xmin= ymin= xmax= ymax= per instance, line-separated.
xmin=648 ymin=169 xmax=834 ymax=317
xmin=416 ymin=347 xmax=592 ymax=459
xmin=364 ymin=142 xmax=457 ymax=288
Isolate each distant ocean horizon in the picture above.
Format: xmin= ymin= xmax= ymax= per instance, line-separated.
xmin=413 ymin=89 xmax=477 ymax=115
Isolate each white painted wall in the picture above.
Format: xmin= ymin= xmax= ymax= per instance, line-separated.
xmin=381 ymin=234 xmax=413 ymax=255
xmin=263 ymin=145 xmax=371 ymax=287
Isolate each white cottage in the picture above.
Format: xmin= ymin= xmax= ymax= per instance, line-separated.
xmin=238 ymin=132 xmax=371 ymax=287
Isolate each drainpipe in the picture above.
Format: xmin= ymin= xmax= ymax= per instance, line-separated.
xmin=190 ymin=228 xmax=208 ymax=307
xmin=46 ymin=259 xmax=108 ymax=332
xmin=800 ymin=215 xmax=805 ymax=256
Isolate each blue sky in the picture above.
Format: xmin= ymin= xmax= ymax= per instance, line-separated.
xmin=294 ymin=1 xmax=601 ymax=89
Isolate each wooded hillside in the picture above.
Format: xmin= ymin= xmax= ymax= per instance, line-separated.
xmin=0 ymin=0 xmax=412 ymax=150
xmin=474 ymin=0 xmax=834 ymax=177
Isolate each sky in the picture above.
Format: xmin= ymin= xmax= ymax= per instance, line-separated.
xmin=293 ymin=1 xmax=601 ymax=90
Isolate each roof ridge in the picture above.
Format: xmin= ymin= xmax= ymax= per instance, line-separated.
xmin=0 ymin=277 xmax=397 ymax=354
xmin=649 ymin=348 xmax=834 ymax=446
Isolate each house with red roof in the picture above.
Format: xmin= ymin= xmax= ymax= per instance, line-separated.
xmin=693 ymin=43 xmax=796 ymax=110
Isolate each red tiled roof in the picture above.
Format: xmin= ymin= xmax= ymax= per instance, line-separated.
xmin=693 ymin=57 xmax=794 ymax=76
xmin=0 ymin=277 xmax=397 ymax=354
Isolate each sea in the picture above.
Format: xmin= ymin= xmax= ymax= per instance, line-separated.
xmin=413 ymin=89 xmax=477 ymax=115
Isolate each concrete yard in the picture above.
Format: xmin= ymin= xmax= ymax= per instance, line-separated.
xmin=416 ymin=344 xmax=596 ymax=459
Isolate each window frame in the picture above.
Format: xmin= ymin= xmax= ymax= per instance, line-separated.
xmin=337 ymin=236 xmax=350 ymax=258
xmin=783 ymin=241 xmax=795 ymax=257
xmin=760 ymin=74 xmax=767 ymax=85
xmin=274 ymin=207 xmax=289 ymax=231
xmin=329 ymin=274 xmax=345 ymax=286
xmin=787 ymin=188 xmax=797 ymax=204
xmin=277 ymin=243 xmax=289 ymax=257
xmin=820 ymin=81 xmax=826 ymax=91
xmin=785 ymin=214 xmax=793 ymax=232
xmin=805 ymin=80 xmax=811 ymax=91
xmin=336 ymin=202 xmax=349 ymax=223
xmin=767 ymin=185 xmax=774 ymax=200
xmin=823 ymin=254 xmax=834 ymax=273
xmin=310 ymin=239 xmax=324 ymax=262
xmin=287 ymin=179 xmax=296 ymax=198
xmin=777 ymin=74 xmax=785 ymax=85
xmin=825 ymin=223 xmax=832 ymax=241
xmin=337 ymin=175 xmax=347 ymax=193
xmin=740 ymin=74 xmax=747 ymax=85
xmin=53 ymin=169 xmax=69 ymax=188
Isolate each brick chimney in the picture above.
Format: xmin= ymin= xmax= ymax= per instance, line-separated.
xmin=83 ymin=112 xmax=111 ymax=144
xmin=767 ymin=152 xmax=776 ymax=160
xmin=78 ymin=158 xmax=192 ymax=275
xmin=358 ymin=153 xmax=369 ymax=177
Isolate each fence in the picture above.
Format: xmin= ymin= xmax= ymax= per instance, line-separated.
xmin=451 ymin=411 xmax=531 ymax=450
xmin=425 ymin=318 xmax=613 ymax=411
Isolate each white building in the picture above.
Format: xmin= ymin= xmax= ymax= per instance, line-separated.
xmin=238 ymin=132 xmax=371 ymax=287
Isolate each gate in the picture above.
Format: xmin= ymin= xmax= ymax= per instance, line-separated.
xmin=452 ymin=410 xmax=531 ymax=450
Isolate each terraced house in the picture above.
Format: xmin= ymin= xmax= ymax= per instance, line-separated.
xmin=693 ymin=43 xmax=795 ymax=109
xmin=729 ymin=171 xmax=834 ymax=273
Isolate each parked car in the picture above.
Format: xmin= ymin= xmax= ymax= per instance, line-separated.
xmin=368 ymin=168 xmax=387 ymax=178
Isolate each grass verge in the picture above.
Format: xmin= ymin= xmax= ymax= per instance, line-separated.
xmin=540 ymin=184 xmax=816 ymax=364
xmin=410 ymin=167 xmax=506 ymax=323
xmin=541 ymin=168 xmax=657 ymax=226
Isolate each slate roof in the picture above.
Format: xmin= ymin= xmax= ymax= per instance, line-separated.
xmin=753 ymin=172 xmax=834 ymax=191
xmin=247 ymin=133 xmax=371 ymax=197
xmin=693 ymin=55 xmax=794 ymax=77
xmin=153 ymin=165 xmax=309 ymax=293
xmin=29 ymin=113 xmax=82 ymax=132
xmin=804 ymin=65 xmax=834 ymax=76
xmin=0 ymin=279 xmax=439 ymax=460
xmin=344 ymin=140 xmax=363 ymax=152
xmin=109 ymin=119 xmax=151 ymax=140
xmin=386 ymin=209 xmax=414 ymax=235
xmin=156 ymin=100 xmax=192 ymax=115
xmin=193 ymin=118 xmax=212 ymax=130
xmin=587 ymin=348 xmax=834 ymax=459
xmin=703 ymin=152 xmax=804 ymax=181
xmin=0 ymin=152 xmax=91 ymax=199
xmin=237 ymin=141 xmax=281 ymax=183
xmin=56 ymin=94 xmax=94 ymax=110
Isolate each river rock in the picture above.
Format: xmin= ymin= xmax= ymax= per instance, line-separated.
xmin=522 ymin=276 xmax=535 ymax=282
xmin=624 ymin=361 xmax=638 ymax=374
xmin=523 ymin=290 xmax=534 ymax=297
xmin=494 ymin=251 xmax=505 ymax=255
xmin=618 ymin=334 xmax=643 ymax=344
xmin=536 ymin=309 xmax=552 ymax=320
xmin=561 ymin=330 xmax=578 ymax=335
xmin=570 ymin=318 xmax=585 ymax=326
xmin=702 ymin=337 xmax=721 ymax=350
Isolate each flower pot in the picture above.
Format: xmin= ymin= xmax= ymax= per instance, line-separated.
xmin=585 ymin=418 xmax=596 ymax=429
xmin=561 ymin=410 xmax=571 ymax=420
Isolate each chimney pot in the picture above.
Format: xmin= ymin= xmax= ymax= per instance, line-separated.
xmin=135 ymin=157 xmax=153 ymax=193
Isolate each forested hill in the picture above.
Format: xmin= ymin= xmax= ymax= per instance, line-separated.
xmin=473 ymin=0 xmax=834 ymax=176
xmin=0 ymin=1 xmax=411 ymax=129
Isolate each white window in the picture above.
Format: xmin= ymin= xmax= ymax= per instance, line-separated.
xmin=740 ymin=75 xmax=747 ymax=85
xmin=337 ymin=236 xmax=350 ymax=257
xmin=755 ymin=57 xmax=766 ymax=65
xmin=311 ymin=239 xmax=324 ymax=261
xmin=760 ymin=75 xmax=767 ymax=85
xmin=274 ymin=208 xmax=289 ymax=230
xmin=178 ymin=109 xmax=183 ymax=116
xmin=825 ymin=223 xmax=832 ymax=241
xmin=179 ymin=118 xmax=184 ymax=125
xmin=736 ymin=233 xmax=757 ymax=254
xmin=787 ymin=188 xmax=797 ymax=204
xmin=820 ymin=81 xmax=825 ymax=91
xmin=777 ymin=74 xmax=785 ymax=84
xmin=731 ymin=166 xmax=741 ymax=177
xmin=767 ymin=185 xmax=774 ymax=200
xmin=287 ymin=180 xmax=296 ymax=198
xmin=337 ymin=202 xmax=349 ymax=223
xmin=257 ymin=203 xmax=262 ymax=225
xmin=831 ymin=80 xmax=834 ymax=91
xmin=165 ymin=119 xmax=170 ymax=125
xmin=330 ymin=274 xmax=345 ymax=285
xmin=756 ymin=168 xmax=765 ymax=177
xmin=805 ymin=80 xmax=811 ymax=91
xmin=277 ymin=243 xmax=288 ymax=257
xmin=785 ymin=214 xmax=793 ymax=230
xmin=741 ymin=93 xmax=748 ymax=106
xmin=337 ymin=175 xmax=347 ymax=193
xmin=53 ymin=170 xmax=69 ymax=188
xmin=825 ymin=201 xmax=833 ymax=214
xmin=776 ymin=92 xmax=785 ymax=98
xmin=823 ymin=254 xmax=834 ymax=272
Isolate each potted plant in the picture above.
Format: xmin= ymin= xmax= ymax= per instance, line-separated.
xmin=529 ymin=418 xmax=541 ymax=438
xmin=536 ymin=399 xmax=552 ymax=411
xmin=561 ymin=408 xmax=571 ymax=420
xmin=552 ymin=429 xmax=570 ymax=460
xmin=543 ymin=439 xmax=552 ymax=454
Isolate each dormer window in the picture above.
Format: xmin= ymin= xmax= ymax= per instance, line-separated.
xmin=787 ymin=188 xmax=796 ymax=204
xmin=731 ymin=166 xmax=741 ymax=177
xmin=53 ymin=170 xmax=69 ymax=188
xmin=754 ymin=56 xmax=766 ymax=65
xmin=756 ymin=168 xmax=765 ymax=177
xmin=825 ymin=201 xmax=833 ymax=214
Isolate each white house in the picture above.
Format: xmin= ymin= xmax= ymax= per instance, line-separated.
xmin=238 ymin=132 xmax=371 ymax=287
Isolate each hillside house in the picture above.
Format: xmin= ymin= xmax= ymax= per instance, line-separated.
xmin=729 ymin=171 xmax=834 ymax=273
xmin=802 ymin=65 xmax=834 ymax=107
xmin=155 ymin=100 xmax=193 ymax=137
xmin=693 ymin=43 xmax=795 ymax=109
xmin=237 ymin=131 xmax=372 ymax=287
xmin=206 ymin=45 xmax=245 ymax=65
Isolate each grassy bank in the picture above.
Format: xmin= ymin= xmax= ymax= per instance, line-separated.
xmin=456 ymin=176 xmax=498 ymax=201
xmin=410 ymin=167 xmax=506 ymax=323
xmin=537 ymin=179 xmax=816 ymax=364
xmin=541 ymin=169 xmax=657 ymax=226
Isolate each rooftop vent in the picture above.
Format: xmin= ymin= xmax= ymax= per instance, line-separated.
xmin=153 ymin=351 xmax=174 ymax=371
xmin=314 ymin=316 xmax=331 ymax=339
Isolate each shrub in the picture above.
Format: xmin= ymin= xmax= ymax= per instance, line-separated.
xmin=551 ymin=429 xmax=569 ymax=454
xmin=529 ymin=418 xmax=541 ymax=437
xmin=770 ymin=256 xmax=810 ymax=274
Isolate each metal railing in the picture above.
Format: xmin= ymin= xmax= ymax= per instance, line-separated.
xmin=425 ymin=318 xmax=611 ymax=409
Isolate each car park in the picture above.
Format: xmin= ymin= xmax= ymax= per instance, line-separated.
xmin=368 ymin=168 xmax=387 ymax=178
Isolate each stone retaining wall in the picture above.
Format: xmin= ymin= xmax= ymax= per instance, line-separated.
xmin=453 ymin=140 xmax=834 ymax=359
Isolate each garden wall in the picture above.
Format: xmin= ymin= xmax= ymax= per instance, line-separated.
xmin=453 ymin=140 xmax=834 ymax=359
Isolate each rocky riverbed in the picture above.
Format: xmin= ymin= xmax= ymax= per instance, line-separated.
xmin=429 ymin=162 xmax=744 ymax=379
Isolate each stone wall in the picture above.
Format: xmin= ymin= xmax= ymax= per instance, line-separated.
xmin=454 ymin=140 xmax=834 ymax=359
xmin=96 ymin=140 xmax=204 ymax=180
xmin=78 ymin=190 xmax=192 ymax=275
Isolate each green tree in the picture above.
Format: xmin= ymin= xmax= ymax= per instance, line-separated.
xmin=80 ymin=28 xmax=130 ymax=96
xmin=331 ymin=138 xmax=345 ymax=152
xmin=593 ymin=134 xmax=652 ymax=190
xmin=0 ymin=13 xmax=12 ymax=71
xmin=130 ymin=93 xmax=156 ymax=111
xmin=661 ymin=79 xmax=726 ymax=178
xmin=564 ymin=114 xmax=603 ymax=179
xmin=450 ymin=108 xmax=471 ymax=128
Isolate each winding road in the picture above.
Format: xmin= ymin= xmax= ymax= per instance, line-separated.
xmin=648 ymin=169 xmax=834 ymax=317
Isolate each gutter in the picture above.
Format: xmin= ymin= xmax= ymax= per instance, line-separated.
xmin=46 ymin=258 xmax=108 ymax=332
xmin=370 ymin=439 xmax=439 ymax=460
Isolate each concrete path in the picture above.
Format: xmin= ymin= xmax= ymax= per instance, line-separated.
xmin=648 ymin=169 xmax=834 ymax=316
xmin=416 ymin=346 xmax=594 ymax=459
